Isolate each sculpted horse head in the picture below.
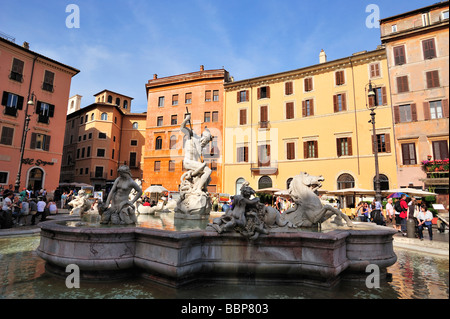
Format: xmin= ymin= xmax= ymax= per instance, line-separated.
xmin=288 ymin=172 xmax=324 ymax=203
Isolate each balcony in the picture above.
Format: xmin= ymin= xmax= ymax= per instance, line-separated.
xmin=250 ymin=161 xmax=278 ymax=175
xmin=259 ymin=121 xmax=270 ymax=129
xmin=421 ymin=159 xmax=449 ymax=187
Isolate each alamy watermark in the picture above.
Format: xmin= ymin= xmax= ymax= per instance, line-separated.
xmin=65 ymin=264 xmax=80 ymax=288
xmin=365 ymin=264 xmax=381 ymax=288
xmin=366 ymin=4 xmax=380 ymax=29
xmin=66 ymin=4 xmax=80 ymax=29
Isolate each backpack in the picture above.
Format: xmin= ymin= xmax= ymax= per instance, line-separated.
xmin=394 ymin=200 xmax=403 ymax=213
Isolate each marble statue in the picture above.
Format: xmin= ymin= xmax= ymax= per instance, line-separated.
xmin=283 ymin=172 xmax=353 ymax=228
xmin=99 ymin=165 xmax=143 ymax=225
xmin=208 ymin=182 xmax=293 ymax=240
xmin=68 ymin=189 xmax=93 ymax=216
xmin=174 ymin=112 xmax=213 ymax=219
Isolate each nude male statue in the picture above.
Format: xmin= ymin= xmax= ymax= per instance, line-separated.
xmin=180 ymin=112 xmax=213 ymax=194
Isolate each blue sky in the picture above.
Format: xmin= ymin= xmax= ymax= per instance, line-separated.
xmin=0 ymin=0 xmax=436 ymax=113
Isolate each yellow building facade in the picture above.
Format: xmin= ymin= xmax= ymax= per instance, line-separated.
xmin=223 ymin=48 xmax=398 ymax=206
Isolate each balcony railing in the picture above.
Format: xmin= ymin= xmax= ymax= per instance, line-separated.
xmin=259 ymin=121 xmax=270 ymax=129
xmin=90 ymin=172 xmax=107 ymax=180
xmin=9 ymin=71 xmax=23 ymax=83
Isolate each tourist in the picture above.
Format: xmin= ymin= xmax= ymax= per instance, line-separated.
xmin=47 ymin=198 xmax=58 ymax=215
xmin=399 ymin=194 xmax=409 ymax=236
xmin=12 ymin=196 xmax=25 ymax=226
xmin=0 ymin=191 xmax=14 ymax=229
xmin=355 ymin=202 xmax=364 ymax=220
xmin=417 ymin=204 xmax=434 ymax=241
xmin=19 ymin=188 xmax=28 ymax=201
xmin=20 ymin=198 xmax=30 ymax=225
xmin=61 ymin=192 xmax=68 ymax=209
xmin=385 ymin=198 xmax=394 ymax=224
xmin=32 ymin=197 xmax=47 ymax=225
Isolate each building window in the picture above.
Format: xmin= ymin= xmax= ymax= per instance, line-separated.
xmin=442 ymin=10 xmax=449 ymax=20
xmin=286 ymin=142 xmax=295 ymax=160
xmin=88 ymin=133 xmax=92 ymax=139
xmin=213 ymin=90 xmax=219 ymax=101
xmin=432 ymin=140 xmax=449 ymax=160
xmin=212 ymin=111 xmax=219 ymax=122
xmin=426 ymin=70 xmax=440 ymax=88
xmin=155 ymin=136 xmax=163 ymax=150
xmin=0 ymin=171 xmax=9 ymax=184
xmin=172 ymin=94 xmax=178 ymax=106
xmin=36 ymin=102 xmax=55 ymax=124
xmin=374 ymin=174 xmax=390 ymax=191
xmin=132 ymin=122 xmax=138 ymax=129
xmin=373 ymin=134 xmax=391 ymax=153
xmin=209 ymin=137 xmax=219 ymax=157
xmin=77 ymin=149 xmax=80 ymax=159
xmin=401 ymin=143 xmax=417 ymax=165
xmin=205 ymin=90 xmax=211 ymax=102
xmin=1 ymin=91 xmax=24 ymax=116
xmin=368 ymin=87 xmax=387 ymax=107
xmin=111 ymin=149 xmax=114 ymax=159
xmin=97 ymin=149 xmax=105 ymax=157
xmin=83 ymin=134 xmax=86 ymax=141
xmin=81 ymin=148 xmax=85 ymax=158
xmin=91 ymin=113 xmax=95 ymax=121
xmin=85 ymin=168 xmax=89 ymax=175
xmin=157 ymin=116 xmax=163 ymax=126
xmin=123 ymin=100 xmax=128 ymax=109
xmin=42 ymin=70 xmax=55 ymax=92
xmin=30 ymin=133 xmax=50 ymax=151
xmin=101 ymin=112 xmax=108 ymax=121
xmin=158 ymin=96 xmax=165 ymax=107
xmin=258 ymin=176 xmax=272 ymax=189
xmin=235 ymin=177 xmax=246 ymax=195
xmin=0 ymin=126 xmax=14 ymax=145
xmin=304 ymin=78 xmax=313 ymax=92
xmin=98 ymin=132 xmax=107 ymax=139
xmin=429 ymin=100 xmax=444 ymax=119
xmin=286 ymin=102 xmax=294 ymax=119
xmin=302 ymin=99 xmax=314 ymax=117
xmin=129 ymin=152 xmax=137 ymax=168
xmin=260 ymin=105 xmax=268 ymax=126
xmin=185 ymin=92 xmax=192 ymax=104
xmin=168 ymin=160 xmax=175 ymax=172
xmin=422 ymin=12 xmax=430 ymax=26
xmin=396 ymin=76 xmax=409 ymax=93
xmin=369 ymin=63 xmax=380 ymax=78
xmin=391 ymin=24 xmax=397 ymax=32
xmin=337 ymin=173 xmax=355 ymax=189
xmin=209 ymin=159 xmax=217 ymax=171
xmin=131 ymin=140 xmax=138 ymax=146
xmin=393 ymin=45 xmax=406 ymax=65
xmin=239 ymin=109 xmax=247 ymax=125
xmin=170 ymin=135 xmax=177 ymax=149
xmin=422 ymin=39 xmax=436 ymax=60
xmin=337 ymin=137 xmax=352 ymax=156
xmin=154 ymin=161 xmax=161 ymax=172
xmin=258 ymin=144 xmax=271 ymax=167
xmin=237 ymin=146 xmax=249 ymax=163
xmin=95 ymin=166 xmax=104 ymax=178
xmin=115 ymin=98 xmax=120 ymax=106
xmin=257 ymin=86 xmax=270 ymax=99
xmin=333 ymin=93 xmax=346 ymax=112
xmin=107 ymin=95 xmax=113 ymax=103
xmin=394 ymin=104 xmax=417 ymax=123
xmin=335 ymin=70 xmax=345 ymax=86
xmin=9 ymin=58 xmax=24 ymax=82
xmin=237 ymin=90 xmax=249 ymax=103
xmin=304 ymin=141 xmax=318 ymax=159
xmin=87 ymin=146 xmax=91 ymax=157
xmin=285 ymin=81 xmax=294 ymax=95
xmin=204 ymin=112 xmax=211 ymax=122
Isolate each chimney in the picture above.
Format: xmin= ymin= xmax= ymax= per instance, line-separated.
xmin=22 ymin=41 xmax=30 ymax=50
xmin=319 ymin=49 xmax=327 ymax=63
xmin=200 ymin=65 xmax=204 ymax=71
xmin=153 ymin=74 xmax=157 ymax=79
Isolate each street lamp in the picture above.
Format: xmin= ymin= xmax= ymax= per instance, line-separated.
xmin=14 ymin=92 xmax=35 ymax=193
xmin=365 ymin=81 xmax=382 ymax=203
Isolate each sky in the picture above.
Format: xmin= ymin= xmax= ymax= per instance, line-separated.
xmin=0 ymin=0 xmax=438 ymax=113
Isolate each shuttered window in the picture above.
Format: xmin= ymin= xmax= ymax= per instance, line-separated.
xmin=422 ymin=38 xmax=436 ymax=59
xmin=212 ymin=111 xmax=219 ymax=122
xmin=257 ymin=86 xmax=270 ymax=99
xmin=432 ymin=141 xmax=449 ymax=160
xmin=185 ymin=92 xmax=192 ymax=104
xmin=303 ymin=141 xmax=318 ymax=159
xmin=401 ymin=143 xmax=416 ymax=165
xmin=205 ymin=90 xmax=212 ymax=102
xmin=10 ymin=58 xmax=24 ymax=82
xmin=239 ymin=109 xmax=247 ymax=125
xmin=154 ymin=161 xmax=161 ymax=172
xmin=237 ymin=146 xmax=249 ymax=163
xmin=304 ymin=78 xmax=313 ymax=92
xmin=258 ymin=144 xmax=270 ymax=167
xmin=237 ymin=90 xmax=249 ymax=103
xmin=172 ymin=94 xmax=178 ymax=106
xmin=369 ymin=63 xmax=380 ymax=78
xmin=396 ymin=76 xmax=409 ymax=93
xmin=286 ymin=142 xmax=295 ymax=160
xmin=286 ymin=102 xmax=294 ymax=119
xmin=285 ymin=82 xmax=293 ymax=95
xmin=393 ymin=45 xmax=406 ymax=65
xmin=30 ymin=133 xmax=51 ymax=151
xmin=333 ymin=93 xmax=346 ymax=112
xmin=372 ymin=134 xmax=391 ymax=153
xmin=0 ymin=126 xmax=14 ymax=145
xmin=42 ymin=70 xmax=55 ymax=92
xmin=336 ymin=137 xmax=352 ymax=156
xmin=260 ymin=105 xmax=268 ymax=122
xmin=302 ymin=99 xmax=314 ymax=117
xmin=335 ymin=71 xmax=345 ymax=85
xmin=426 ymin=70 xmax=440 ymax=88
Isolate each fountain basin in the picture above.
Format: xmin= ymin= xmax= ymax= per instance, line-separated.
xmin=37 ymin=219 xmax=397 ymax=288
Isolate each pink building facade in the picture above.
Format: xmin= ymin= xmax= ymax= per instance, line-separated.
xmin=0 ymin=37 xmax=79 ymax=194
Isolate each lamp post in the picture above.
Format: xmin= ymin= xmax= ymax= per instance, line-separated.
xmin=14 ymin=92 xmax=35 ymax=193
xmin=365 ymin=81 xmax=382 ymax=203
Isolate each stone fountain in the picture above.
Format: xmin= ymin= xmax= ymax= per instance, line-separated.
xmin=36 ymin=168 xmax=397 ymax=288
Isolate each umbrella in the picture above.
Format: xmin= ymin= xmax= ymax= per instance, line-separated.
xmin=386 ymin=192 xmax=408 ymax=199
xmin=144 ymin=185 xmax=168 ymax=193
xmin=274 ymin=189 xmax=290 ymax=196
xmin=327 ymin=187 xmax=376 ymax=196
xmin=255 ymin=187 xmax=281 ymax=194
xmin=382 ymin=187 xmax=437 ymax=197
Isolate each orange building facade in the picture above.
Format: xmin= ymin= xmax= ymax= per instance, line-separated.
xmin=0 ymin=37 xmax=79 ymax=193
xmin=60 ymin=90 xmax=146 ymax=191
xmin=143 ymin=66 xmax=231 ymax=193
xmin=380 ymin=2 xmax=449 ymax=201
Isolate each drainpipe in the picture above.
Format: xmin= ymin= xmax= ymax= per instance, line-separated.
xmin=349 ymin=57 xmax=361 ymax=175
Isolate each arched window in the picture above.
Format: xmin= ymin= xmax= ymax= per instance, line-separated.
xmin=101 ymin=112 xmax=107 ymax=121
xmin=286 ymin=177 xmax=293 ymax=189
xmin=115 ymin=97 xmax=120 ymax=106
xmin=258 ymin=175 xmax=272 ymax=190
xmin=155 ymin=136 xmax=163 ymax=150
xmin=374 ymin=174 xmax=389 ymax=191
xmin=337 ymin=173 xmax=355 ymax=189
xmin=91 ymin=113 xmax=94 ymax=121
xmin=107 ymin=95 xmax=113 ymax=103
xmin=123 ymin=100 xmax=128 ymax=109
xmin=132 ymin=122 xmax=138 ymax=129
xmin=170 ymin=135 xmax=177 ymax=149
xmin=235 ymin=178 xmax=246 ymax=195
xmin=70 ymin=101 xmax=74 ymax=109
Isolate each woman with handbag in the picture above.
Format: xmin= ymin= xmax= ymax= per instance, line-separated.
xmin=417 ymin=204 xmax=434 ymax=241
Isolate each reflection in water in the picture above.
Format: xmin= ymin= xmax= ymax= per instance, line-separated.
xmin=0 ymin=235 xmax=448 ymax=299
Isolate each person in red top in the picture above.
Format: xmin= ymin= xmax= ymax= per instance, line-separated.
xmin=399 ymin=194 xmax=409 ymax=236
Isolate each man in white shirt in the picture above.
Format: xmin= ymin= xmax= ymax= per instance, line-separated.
xmin=32 ymin=197 xmax=47 ymax=225
xmin=417 ymin=204 xmax=434 ymax=241
xmin=2 ymin=192 xmax=13 ymax=212
xmin=1 ymin=192 xmax=14 ymax=228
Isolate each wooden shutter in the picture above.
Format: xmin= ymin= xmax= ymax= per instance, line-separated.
xmin=266 ymin=86 xmax=270 ymax=98
xmin=426 ymin=70 xmax=440 ymax=88
xmin=394 ymin=46 xmax=405 ymax=65
xmin=423 ymin=102 xmax=431 ymax=120
xmin=303 ymin=142 xmax=308 ymax=158
xmin=285 ymin=82 xmax=293 ymax=95
xmin=302 ymin=101 xmax=306 ymax=117
xmin=30 ymin=133 xmax=37 ymax=149
xmin=257 ymin=88 xmax=261 ymax=100
xmin=286 ymin=142 xmax=294 ymax=160
xmin=381 ymin=87 xmax=387 ymax=105
xmin=237 ymin=147 xmax=242 ymax=162
xmin=313 ymin=140 xmax=318 ymax=158
xmin=48 ymin=104 xmax=55 ymax=117
xmin=442 ymin=99 xmax=449 ymax=118
xmin=336 ymin=139 xmax=341 ymax=157
xmin=310 ymin=99 xmax=314 ymax=116
xmin=260 ymin=105 xmax=268 ymax=122
xmin=245 ymin=90 xmax=249 ymax=101
xmin=401 ymin=144 xmax=409 ymax=164
xmin=286 ymin=102 xmax=294 ymax=119
xmin=411 ymin=103 xmax=417 ymax=122
xmin=423 ymin=39 xmax=436 ymax=59
xmin=342 ymin=93 xmax=347 ymax=111
xmin=0 ymin=126 xmax=14 ymax=145
xmin=12 ymin=58 xmax=24 ymax=74
xmin=239 ymin=109 xmax=246 ymax=125
xmin=1 ymin=92 xmax=8 ymax=106
xmin=393 ymin=105 xmax=400 ymax=123
xmin=16 ymin=95 xmax=24 ymax=110
xmin=333 ymin=95 xmax=338 ymax=112
xmin=347 ymin=137 xmax=352 ymax=156
xmin=44 ymin=71 xmax=54 ymax=85
xmin=385 ymin=134 xmax=391 ymax=153
xmin=237 ymin=91 xmax=241 ymax=103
